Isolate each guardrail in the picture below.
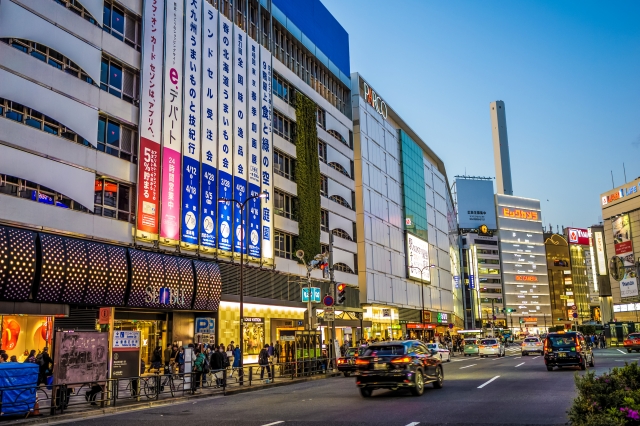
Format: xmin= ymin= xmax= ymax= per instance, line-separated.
xmin=0 ymin=359 xmax=336 ymax=419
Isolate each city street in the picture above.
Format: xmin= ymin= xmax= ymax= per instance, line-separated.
xmin=61 ymin=347 xmax=633 ymax=426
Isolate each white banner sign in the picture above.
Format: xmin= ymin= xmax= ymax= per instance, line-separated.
xmin=259 ymin=45 xmax=273 ymax=263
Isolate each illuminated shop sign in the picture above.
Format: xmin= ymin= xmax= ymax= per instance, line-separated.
xmin=362 ymin=80 xmax=388 ymax=119
xmin=601 ymin=182 xmax=640 ymax=206
xmin=594 ymin=231 xmax=607 ymax=275
xmin=568 ymin=228 xmax=590 ymax=245
xmin=406 ymin=233 xmax=431 ymax=282
xmin=145 ymin=285 xmax=187 ymax=305
xmin=500 ymin=207 xmax=539 ymax=221
xmin=515 ymin=275 xmax=538 ymax=282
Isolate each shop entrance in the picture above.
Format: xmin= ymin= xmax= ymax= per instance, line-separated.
xmin=114 ymin=319 xmax=166 ymax=369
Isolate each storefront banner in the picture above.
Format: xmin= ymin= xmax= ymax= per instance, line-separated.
xmin=159 ymin=0 xmax=184 ymax=245
xmin=180 ymin=0 xmax=202 ymax=248
xmin=259 ymin=45 xmax=273 ymax=263
xmin=199 ymin=3 xmax=218 ymax=251
xmin=217 ymin=15 xmax=233 ymax=253
xmin=612 ymin=214 xmax=634 ymax=266
xmin=136 ymin=0 xmax=165 ymax=240
xmin=232 ymin=24 xmax=248 ymax=255
xmin=247 ymin=37 xmax=261 ymax=259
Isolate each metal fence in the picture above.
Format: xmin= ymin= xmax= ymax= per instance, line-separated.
xmin=0 ymin=359 xmax=335 ymax=419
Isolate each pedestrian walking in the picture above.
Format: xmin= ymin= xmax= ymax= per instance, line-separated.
xmin=259 ymin=344 xmax=271 ymax=382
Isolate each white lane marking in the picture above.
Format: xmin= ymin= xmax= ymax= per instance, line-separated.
xmin=405 ymin=423 xmax=420 ymax=426
xmin=617 ymin=349 xmax=627 ymax=354
xmin=459 ymin=364 xmax=477 ymax=369
xmin=262 ymin=422 xmax=284 ymax=426
xmin=477 ymin=376 xmax=500 ymax=389
xmin=515 ymin=362 xmax=525 ymax=367
xmin=531 ymin=356 xmax=540 ymax=359
xmin=514 ymin=357 xmax=521 ymax=359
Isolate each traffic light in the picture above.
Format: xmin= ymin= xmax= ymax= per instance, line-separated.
xmin=505 ymin=308 xmax=516 ymax=313
xmin=337 ymin=283 xmax=346 ymax=304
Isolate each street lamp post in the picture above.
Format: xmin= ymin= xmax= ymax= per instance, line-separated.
xmin=410 ymin=264 xmax=436 ymax=341
xmin=218 ymin=191 xmax=268 ymax=384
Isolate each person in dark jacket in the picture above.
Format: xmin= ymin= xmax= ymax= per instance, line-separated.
xmin=211 ymin=347 xmax=225 ymax=387
xmin=151 ymin=346 xmax=162 ymax=371
xmin=259 ymin=344 xmax=271 ymax=381
xmin=38 ymin=348 xmax=53 ymax=385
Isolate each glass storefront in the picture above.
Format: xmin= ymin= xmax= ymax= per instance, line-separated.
xmin=0 ymin=315 xmax=53 ymax=361
xmin=114 ymin=319 xmax=166 ymax=368
xmin=362 ymin=306 xmax=402 ymax=341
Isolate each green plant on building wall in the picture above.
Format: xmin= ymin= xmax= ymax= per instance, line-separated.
xmin=294 ymin=92 xmax=321 ymax=262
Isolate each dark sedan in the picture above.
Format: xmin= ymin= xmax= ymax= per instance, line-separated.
xmin=355 ymin=340 xmax=444 ymax=398
xmin=337 ymin=347 xmax=364 ymax=377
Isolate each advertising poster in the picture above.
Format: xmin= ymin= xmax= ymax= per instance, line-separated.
xmin=259 ymin=45 xmax=274 ymax=263
xmin=181 ymin=0 xmax=202 ymax=249
xmin=406 ymin=233 xmax=431 ymax=282
xmin=217 ymin=15 xmax=234 ymax=254
xmin=199 ymin=3 xmax=218 ymax=252
xmin=456 ymin=179 xmax=497 ymax=230
xmin=594 ymin=231 xmax=607 ymax=275
xmin=135 ymin=0 xmax=165 ymax=240
xmin=159 ymin=0 xmax=184 ymax=245
xmin=247 ymin=37 xmax=262 ymax=259
xmin=112 ymin=331 xmax=141 ymax=379
xmin=54 ymin=332 xmax=108 ymax=385
xmin=232 ymin=24 xmax=248 ymax=256
xmin=612 ymin=214 xmax=634 ymax=266
xmin=620 ymin=273 xmax=639 ymax=298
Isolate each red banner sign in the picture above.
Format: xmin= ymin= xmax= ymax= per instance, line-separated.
xmin=515 ymin=275 xmax=538 ymax=282
xmin=567 ymin=228 xmax=589 ymax=245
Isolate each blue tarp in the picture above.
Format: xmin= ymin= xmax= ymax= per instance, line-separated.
xmin=0 ymin=363 xmax=39 ymax=416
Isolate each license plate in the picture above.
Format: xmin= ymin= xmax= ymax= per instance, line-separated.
xmin=558 ymin=352 xmax=566 ymax=358
xmin=374 ymin=363 xmax=387 ymax=371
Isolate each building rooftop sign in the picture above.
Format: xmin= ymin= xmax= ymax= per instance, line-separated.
xmin=362 ymin=79 xmax=388 ymax=119
xmin=601 ymin=178 xmax=640 ymax=207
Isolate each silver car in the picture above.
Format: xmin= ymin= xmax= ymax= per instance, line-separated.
xmin=478 ymin=338 xmax=505 ymax=358
xmin=521 ymin=336 xmax=543 ymax=356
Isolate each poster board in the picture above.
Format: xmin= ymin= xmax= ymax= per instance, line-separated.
xmin=54 ymin=332 xmax=108 ymax=385
xmin=112 ymin=331 xmax=140 ymax=379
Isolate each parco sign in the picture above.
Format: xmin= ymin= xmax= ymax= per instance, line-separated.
xmin=363 ymin=81 xmax=388 ymax=119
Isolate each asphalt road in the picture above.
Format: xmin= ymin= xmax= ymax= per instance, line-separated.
xmin=62 ymin=346 xmax=636 ymax=426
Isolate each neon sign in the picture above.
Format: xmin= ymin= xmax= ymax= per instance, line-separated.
xmin=363 ymin=81 xmax=388 ymax=119
xmin=501 ymin=207 xmax=539 ymax=221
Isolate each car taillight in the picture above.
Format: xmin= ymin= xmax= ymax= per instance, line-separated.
xmin=492 ymin=345 xmax=499 ymax=348
xmin=535 ymin=342 xmax=542 ymax=346
xmin=356 ymin=358 xmax=369 ymax=366
xmin=337 ymin=359 xmax=345 ymax=364
xmin=391 ymin=356 xmax=412 ymax=364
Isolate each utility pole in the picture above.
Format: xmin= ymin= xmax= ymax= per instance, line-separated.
xmin=491 ymin=298 xmax=495 ymax=338
xmin=328 ymin=233 xmax=337 ymax=366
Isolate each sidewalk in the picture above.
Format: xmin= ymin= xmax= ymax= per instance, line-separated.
xmin=3 ymin=370 xmax=342 ymax=426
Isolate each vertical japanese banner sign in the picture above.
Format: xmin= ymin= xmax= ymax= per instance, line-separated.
xmin=246 ymin=37 xmax=261 ymax=260
xmin=180 ymin=0 xmax=201 ymax=249
xmin=136 ymin=0 xmax=164 ymax=241
xmin=217 ymin=15 xmax=233 ymax=254
xmin=199 ymin=3 xmax=218 ymax=252
xmin=159 ymin=0 xmax=183 ymax=245
xmin=232 ymin=25 xmax=247 ymax=256
xmin=259 ymin=46 xmax=274 ymax=264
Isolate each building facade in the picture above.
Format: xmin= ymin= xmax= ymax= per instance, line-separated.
xmin=496 ymin=194 xmax=552 ymax=333
xmin=0 ymin=0 xmax=360 ymax=364
xmin=351 ymin=74 xmax=462 ymax=341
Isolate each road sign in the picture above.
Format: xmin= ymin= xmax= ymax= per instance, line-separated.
xmin=572 ymin=312 xmax=578 ymax=319
xmin=570 ymin=305 xmax=577 ymax=311
xmin=302 ymin=287 xmax=321 ymax=303
xmin=448 ymin=323 xmax=454 ymax=329
xmin=324 ymin=312 xmax=335 ymax=321
xmin=323 ymin=295 xmax=334 ymax=307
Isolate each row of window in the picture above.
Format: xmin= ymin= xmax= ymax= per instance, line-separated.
xmin=477 ymin=249 xmax=499 ymax=255
xmin=479 ymin=288 xmax=503 ymax=294
xmin=53 ymin=0 xmax=141 ymax=50
xmin=272 ymin=73 xmax=327 ymax=129
xmin=0 ymin=174 xmax=135 ymax=224
xmin=479 ymin=258 xmax=500 ymax=265
xmin=274 ymin=141 xmax=352 ymax=182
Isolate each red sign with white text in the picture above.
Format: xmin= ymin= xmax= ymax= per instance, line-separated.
xmin=567 ymin=228 xmax=590 ymax=246
xmin=136 ymin=137 xmax=160 ymax=236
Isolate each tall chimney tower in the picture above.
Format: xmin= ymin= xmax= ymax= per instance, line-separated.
xmin=490 ymin=100 xmax=513 ymax=195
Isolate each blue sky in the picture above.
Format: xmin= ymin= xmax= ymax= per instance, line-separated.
xmin=322 ymin=0 xmax=640 ymax=229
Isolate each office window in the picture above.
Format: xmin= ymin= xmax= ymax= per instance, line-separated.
xmin=53 ymin=0 xmax=98 ymax=25
xmin=274 ymin=190 xmax=297 ymax=220
xmin=479 ymin=258 xmax=500 ymax=265
xmin=1 ymin=39 xmax=94 ymax=85
xmin=0 ymin=97 xmax=92 ymax=148
xmin=97 ymin=116 xmax=137 ymax=162
xmin=318 ymin=140 xmax=327 ymax=163
xmin=329 ymin=162 xmax=350 ymax=178
xmin=274 ymin=231 xmax=295 ymax=259
xmin=316 ymin=107 xmax=326 ymax=129
xmin=103 ymin=0 xmax=141 ymax=50
xmin=478 ymin=268 xmax=500 ymax=275
xmin=332 ymin=228 xmax=353 ymax=242
xmin=320 ymin=209 xmax=329 ymax=232
xmin=273 ymin=73 xmax=294 ymax=106
xmin=330 ymin=195 xmax=351 ymax=209
xmin=273 ymin=110 xmax=295 ymax=142
xmin=320 ymin=175 xmax=328 ymax=197
xmin=327 ymin=129 xmax=350 ymax=149
xmin=334 ymin=263 xmax=355 ymax=274
xmin=273 ymin=150 xmax=295 ymax=180
xmin=100 ymin=56 xmax=139 ymax=104
xmin=94 ymin=178 xmax=134 ymax=223
xmin=0 ymin=173 xmax=89 ymax=212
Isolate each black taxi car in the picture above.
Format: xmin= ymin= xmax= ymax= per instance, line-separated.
xmin=355 ymin=340 xmax=444 ymax=398
xmin=337 ymin=347 xmax=364 ymax=377
xmin=543 ymin=331 xmax=594 ymax=371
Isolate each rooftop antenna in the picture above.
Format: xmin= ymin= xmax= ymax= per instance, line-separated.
xmin=611 ymin=171 xmax=615 ymax=189
xmin=624 ymin=163 xmax=628 ymax=183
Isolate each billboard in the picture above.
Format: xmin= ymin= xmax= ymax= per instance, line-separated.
xmin=456 ymin=179 xmax=496 ymax=230
xmin=594 ymin=231 xmax=607 ymax=275
xmin=567 ymin=228 xmax=589 ymax=245
xmin=612 ymin=214 xmax=634 ymax=266
xmin=406 ymin=233 xmax=431 ymax=282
